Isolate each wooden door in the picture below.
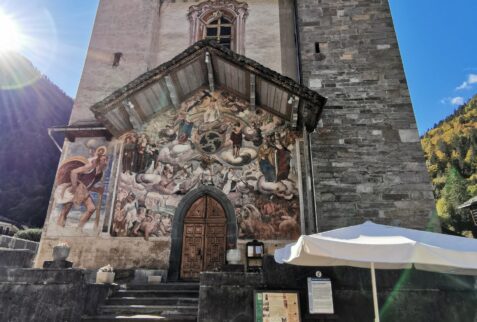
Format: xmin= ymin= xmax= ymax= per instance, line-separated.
xmin=180 ymin=196 xmax=227 ymax=280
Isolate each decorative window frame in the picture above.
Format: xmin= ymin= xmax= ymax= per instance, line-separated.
xmin=188 ymin=0 xmax=249 ymax=54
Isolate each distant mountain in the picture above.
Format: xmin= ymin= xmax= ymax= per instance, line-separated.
xmin=0 ymin=53 xmax=72 ymax=227
xmin=421 ymin=94 xmax=477 ymax=236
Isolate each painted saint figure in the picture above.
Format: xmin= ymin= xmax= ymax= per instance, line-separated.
xmin=275 ymin=136 xmax=291 ymax=181
xmin=55 ymin=147 xmax=109 ymax=229
xmin=258 ymin=139 xmax=276 ymax=182
xmin=230 ymin=122 xmax=243 ymax=158
xmin=122 ymin=134 xmax=136 ymax=174
xmin=203 ymin=97 xmax=221 ymax=123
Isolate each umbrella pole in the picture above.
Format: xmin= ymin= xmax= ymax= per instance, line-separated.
xmin=371 ymin=262 xmax=380 ymax=322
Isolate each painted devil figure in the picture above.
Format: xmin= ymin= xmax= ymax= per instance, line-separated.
xmin=54 ymin=146 xmax=109 ymax=230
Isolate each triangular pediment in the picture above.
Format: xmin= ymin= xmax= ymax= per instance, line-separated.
xmin=90 ymin=40 xmax=326 ymax=137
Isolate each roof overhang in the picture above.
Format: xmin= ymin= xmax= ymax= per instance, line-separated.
xmin=90 ymin=40 xmax=327 ymax=137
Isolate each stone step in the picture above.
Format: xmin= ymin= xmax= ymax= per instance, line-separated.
xmin=112 ymin=290 xmax=199 ymax=298
xmin=98 ymin=305 xmax=198 ymax=316
xmin=106 ymin=297 xmax=199 ymax=306
xmin=82 ymin=314 xmax=197 ymax=322
xmin=124 ymin=283 xmax=199 ymax=291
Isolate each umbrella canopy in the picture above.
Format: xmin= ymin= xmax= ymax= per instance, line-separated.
xmin=274 ymin=221 xmax=477 ymax=322
xmin=274 ymin=221 xmax=477 ymax=275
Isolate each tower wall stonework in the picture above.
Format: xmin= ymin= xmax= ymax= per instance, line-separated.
xmin=296 ymin=0 xmax=437 ymax=231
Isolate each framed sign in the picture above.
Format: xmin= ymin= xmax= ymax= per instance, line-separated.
xmin=307 ymin=278 xmax=334 ymax=314
xmin=254 ymin=291 xmax=301 ymax=322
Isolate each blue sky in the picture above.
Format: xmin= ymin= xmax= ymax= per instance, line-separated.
xmin=0 ymin=0 xmax=99 ymax=97
xmin=389 ymin=0 xmax=477 ymax=133
xmin=1 ymin=0 xmax=476 ymax=135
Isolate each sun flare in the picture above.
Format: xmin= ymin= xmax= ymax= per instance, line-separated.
xmin=0 ymin=10 xmax=23 ymax=53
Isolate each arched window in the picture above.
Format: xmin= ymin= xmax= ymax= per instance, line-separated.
xmin=205 ymin=16 xmax=233 ymax=49
xmin=188 ymin=1 xmax=248 ymax=54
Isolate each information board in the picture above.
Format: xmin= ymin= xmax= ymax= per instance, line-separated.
xmin=254 ymin=291 xmax=301 ymax=322
xmin=307 ymin=278 xmax=334 ymax=314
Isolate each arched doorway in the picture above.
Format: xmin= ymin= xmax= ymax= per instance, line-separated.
xmin=180 ymin=195 xmax=226 ymax=280
xmin=168 ymin=185 xmax=237 ymax=281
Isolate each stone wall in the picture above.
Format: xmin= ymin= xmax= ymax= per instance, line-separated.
xmin=0 ymin=268 xmax=112 ymax=322
xmin=296 ymin=0 xmax=437 ymax=231
xmin=197 ymin=256 xmax=477 ymax=322
xmin=0 ymin=249 xmax=35 ymax=268
xmin=35 ymin=236 xmax=171 ymax=269
xmin=70 ymin=0 xmax=161 ymax=123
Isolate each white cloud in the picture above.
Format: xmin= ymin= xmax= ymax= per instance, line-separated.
xmin=441 ymin=96 xmax=465 ymax=106
xmin=456 ymin=82 xmax=470 ymax=90
xmin=450 ymin=96 xmax=464 ymax=106
xmin=456 ymin=74 xmax=477 ymax=91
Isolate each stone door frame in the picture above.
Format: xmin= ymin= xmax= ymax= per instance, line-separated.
xmin=168 ymin=185 xmax=237 ymax=281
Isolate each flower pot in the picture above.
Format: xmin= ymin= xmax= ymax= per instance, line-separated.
xmin=52 ymin=246 xmax=70 ymax=261
xmin=226 ymin=248 xmax=241 ymax=265
xmin=96 ymin=271 xmax=115 ymax=284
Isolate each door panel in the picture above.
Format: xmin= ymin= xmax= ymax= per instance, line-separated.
xmin=180 ymin=195 xmax=227 ymax=280
xmin=180 ymin=223 xmax=205 ymax=280
xmin=204 ymin=223 xmax=226 ymax=271
xmin=186 ymin=197 xmax=206 ymax=220
xmin=207 ymin=196 xmax=226 ymax=220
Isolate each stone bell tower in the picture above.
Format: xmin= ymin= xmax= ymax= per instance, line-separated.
xmin=295 ymin=0 xmax=436 ymax=231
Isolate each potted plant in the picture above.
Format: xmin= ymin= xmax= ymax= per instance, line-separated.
xmin=96 ymin=264 xmax=115 ymax=284
xmin=226 ymin=248 xmax=242 ymax=265
xmin=53 ymin=242 xmax=70 ymax=261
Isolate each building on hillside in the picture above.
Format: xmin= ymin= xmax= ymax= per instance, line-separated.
xmin=36 ymin=0 xmax=435 ymax=281
xmin=0 ymin=216 xmax=25 ymax=236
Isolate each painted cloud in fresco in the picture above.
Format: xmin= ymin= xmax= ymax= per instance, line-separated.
xmin=111 ymin=89 xmax=301 ymax=240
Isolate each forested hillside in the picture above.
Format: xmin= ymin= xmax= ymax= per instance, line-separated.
xmin=0 ymin=53 xmax=72 ymax=227
xmin=421 ymin=94 xmax=477 ymax=236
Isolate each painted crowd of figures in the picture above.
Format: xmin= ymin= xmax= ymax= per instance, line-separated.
xmin=47 ymin=89 xmax=301 ymax=240
xmin=112 ymin=89 xmax=302 ymax=240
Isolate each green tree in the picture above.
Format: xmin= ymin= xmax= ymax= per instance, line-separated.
xmin=14 ymin=228 xmax=42 ymax=242
xmin=441 ymin=167 xmax=473 ymax=236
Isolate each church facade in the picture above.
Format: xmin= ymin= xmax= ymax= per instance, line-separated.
xmin=36 ymin=0 xmax=436 ymax=280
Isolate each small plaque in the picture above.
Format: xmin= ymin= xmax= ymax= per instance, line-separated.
xmin=254 ymin=291 xmax=301 ymax=322
xmin=307 ymin=277 xmax=334 ymax=314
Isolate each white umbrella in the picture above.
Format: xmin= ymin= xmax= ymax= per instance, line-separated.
xmin=274 ymin=221 xmax=477 ymax=322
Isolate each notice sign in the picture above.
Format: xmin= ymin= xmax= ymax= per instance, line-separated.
xmin=307 ymin=278 xmax=334 ymax=314
xmin=254 ymin=291 xmax=301 ymax=322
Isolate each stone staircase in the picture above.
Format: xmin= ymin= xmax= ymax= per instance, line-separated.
xmin=82 ymin=282 xmax=199 ymax=322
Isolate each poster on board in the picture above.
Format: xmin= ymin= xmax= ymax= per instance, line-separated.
xmin=307 ymin=278 xmax=334 ymax=314
xmin=254 ymin=291 xmax=301 ymax=322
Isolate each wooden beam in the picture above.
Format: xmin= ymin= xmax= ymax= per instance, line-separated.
xmin=122 ymin=100 xmax=142 ymax=131
xmin=250 ymin=73 xmax=256 ymax=111
xmin=291 ymin=96 xmax=299 ymax=124
xmin=205 ymin=51 xmax=215 ymax=92
xmin=165 ymin=74 xmax=180 ymax=108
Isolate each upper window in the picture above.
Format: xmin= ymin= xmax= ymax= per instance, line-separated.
xmin=205 ymin=16 xmax=233 ymax=49
xmin=188 ymin=1 xmax=248 ymax=54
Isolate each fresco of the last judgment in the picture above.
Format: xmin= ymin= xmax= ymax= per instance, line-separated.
xmin=112 ymin=89 xmax=302 ymax=241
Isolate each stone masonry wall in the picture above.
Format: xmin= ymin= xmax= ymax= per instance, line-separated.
xmin=297 ymin=0 xmax=437 ymax=231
